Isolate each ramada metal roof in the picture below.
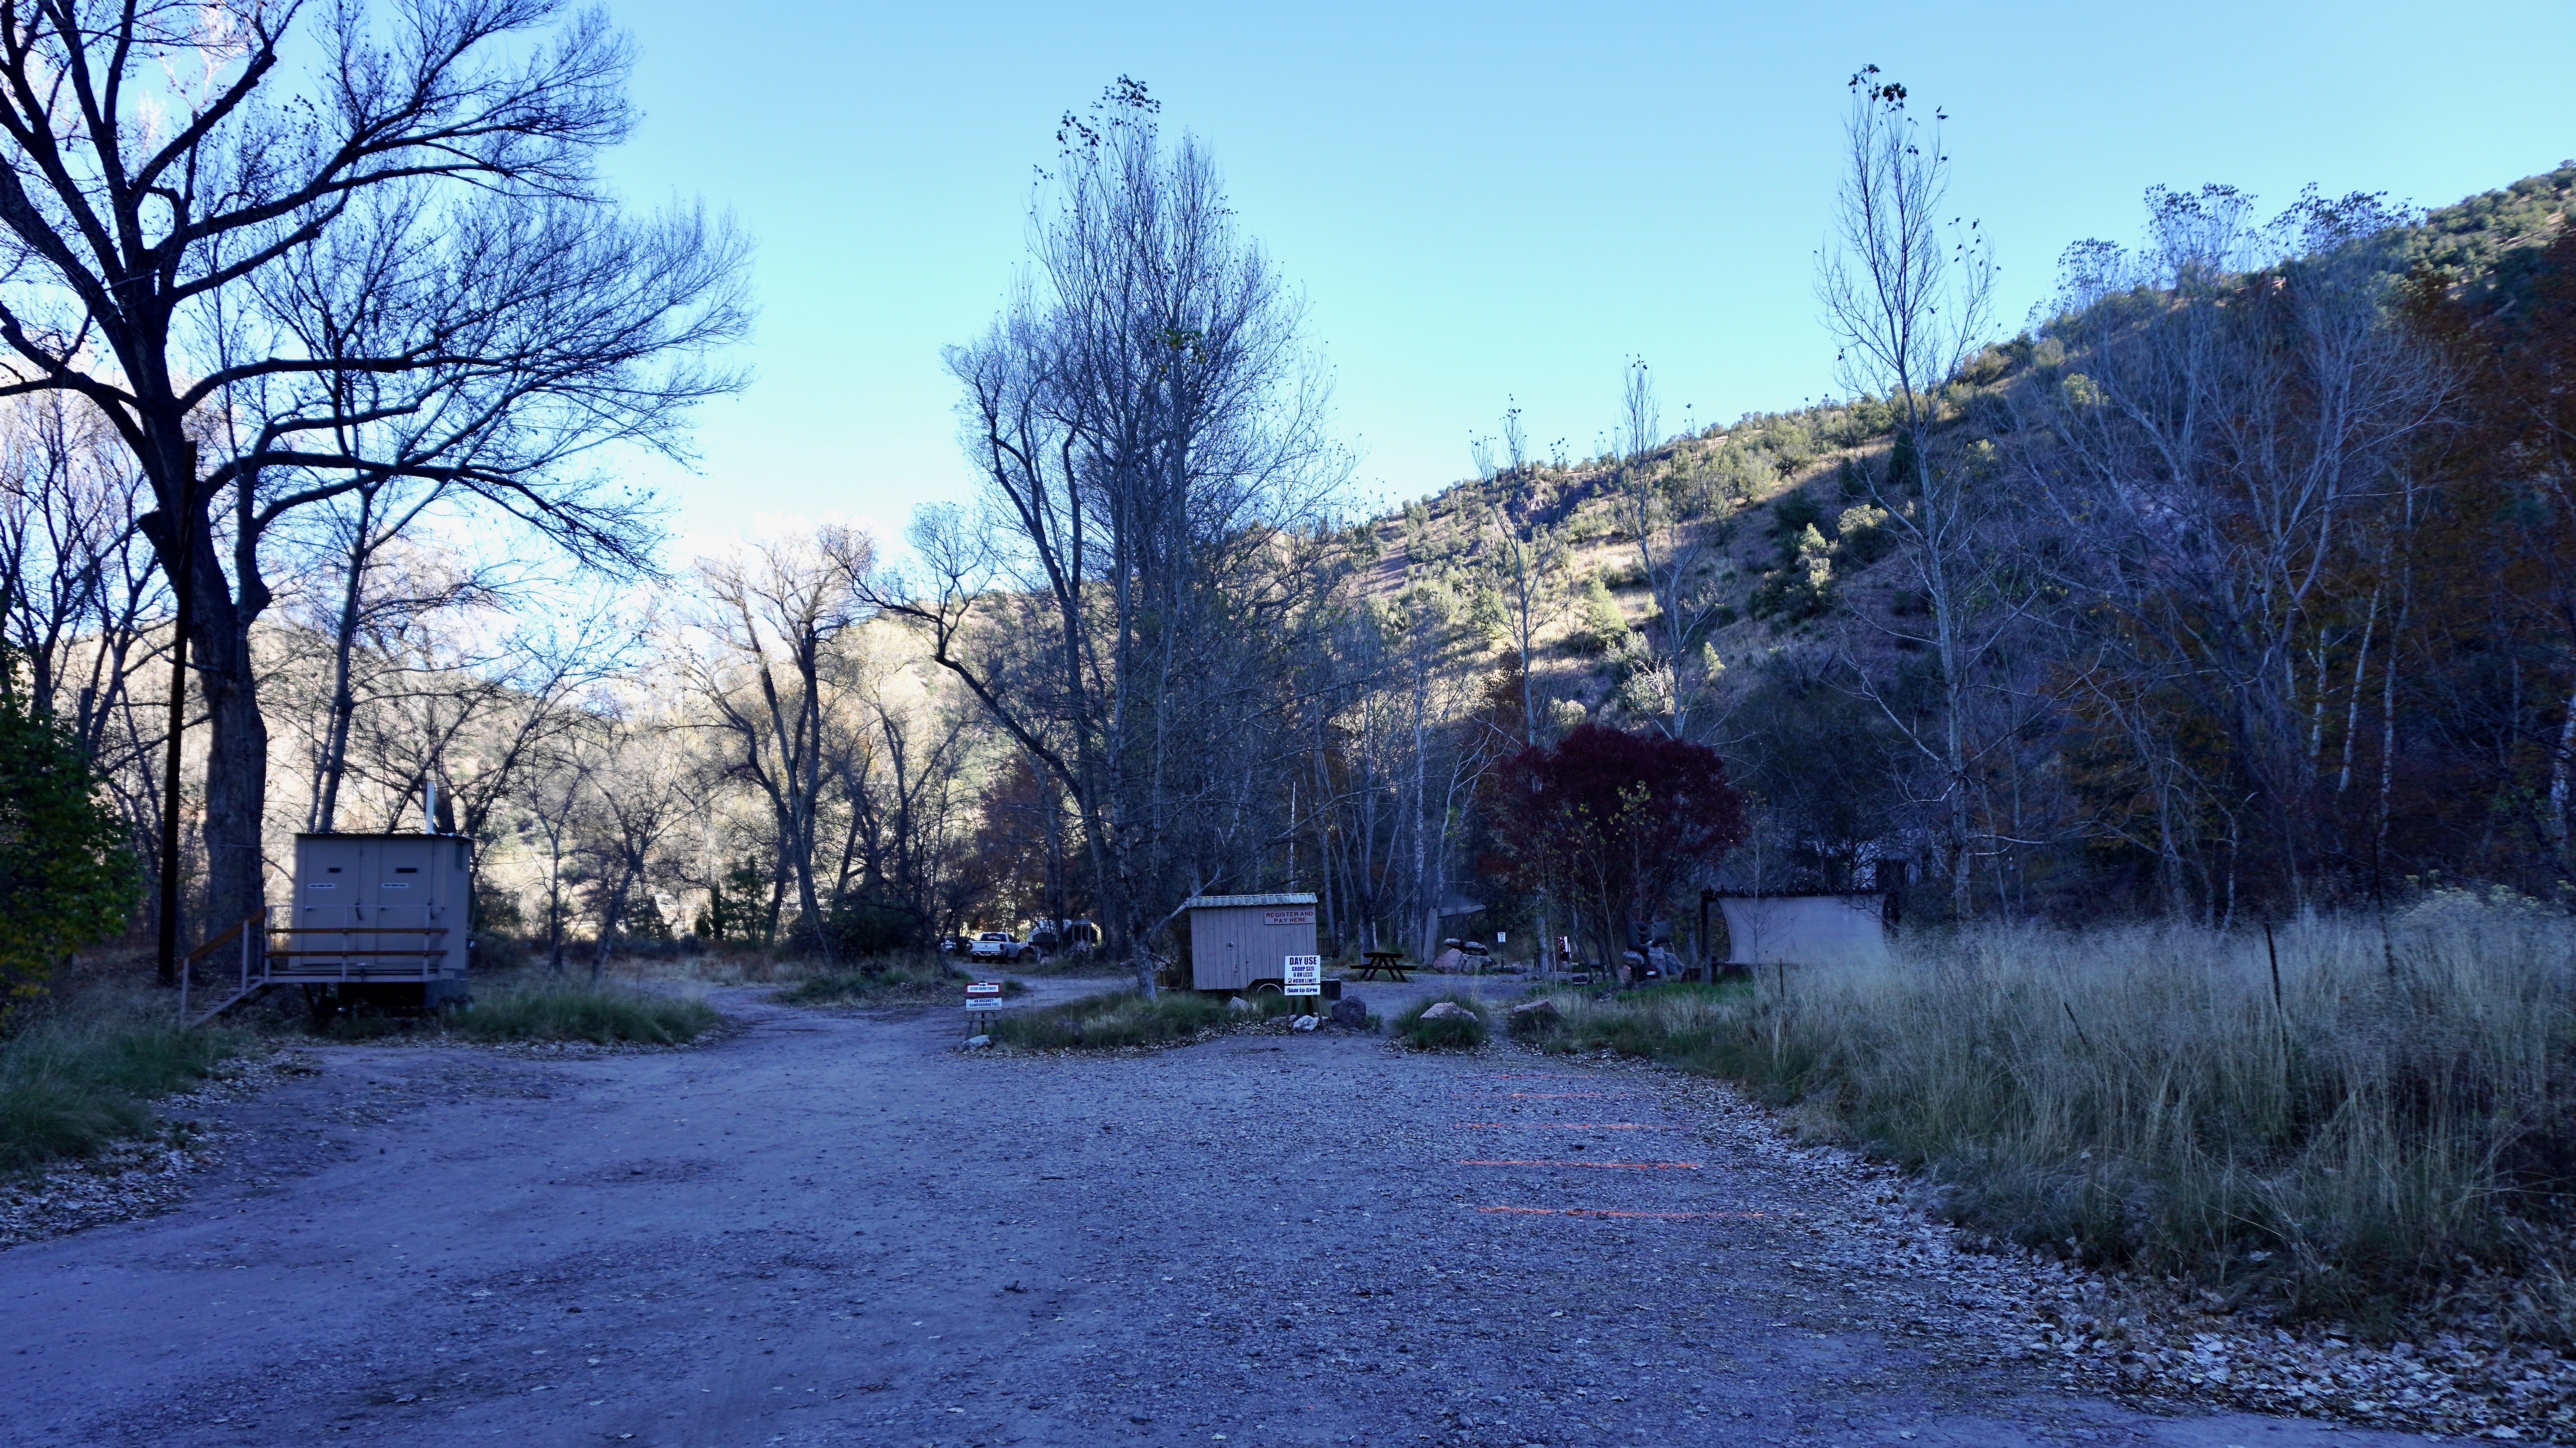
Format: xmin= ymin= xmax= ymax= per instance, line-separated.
xmin=1181 ymin=892 xmax=1318 ymax=910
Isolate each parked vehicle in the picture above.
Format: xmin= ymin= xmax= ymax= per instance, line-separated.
xmin=967 ymin=931 xmax=1020 ymax=961
xmin=1023 ymin=919 xmax=1100 ymax=953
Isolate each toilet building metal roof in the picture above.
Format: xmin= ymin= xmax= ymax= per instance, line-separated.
xmin=1180 ymin=892 xmax=1318 ymax=910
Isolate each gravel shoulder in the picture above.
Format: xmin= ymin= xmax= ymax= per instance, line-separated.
xmin=0 ymin=979 xmax=2451 ymax=1448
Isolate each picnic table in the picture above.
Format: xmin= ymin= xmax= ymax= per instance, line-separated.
xmin=1349 ymin=950 xmax=1412 ymax=982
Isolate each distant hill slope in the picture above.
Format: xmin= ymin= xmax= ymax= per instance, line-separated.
xmin=2396 ymin=162 xmax=2575 ymax=309
xmin=1352 ymin=164 xmax=2576 ymax=723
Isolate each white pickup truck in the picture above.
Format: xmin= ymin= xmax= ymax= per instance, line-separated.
xmin=967 ymin=931 xmax=1036 ymax=962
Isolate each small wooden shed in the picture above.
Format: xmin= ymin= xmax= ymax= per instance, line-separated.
xmin=1181 ymin=893 xmax=1319 ymax=993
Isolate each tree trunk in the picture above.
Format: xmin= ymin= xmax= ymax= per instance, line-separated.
xmin=2549 ymin=676 xmax=2576 ymax=875
xmin=591 ymin=890 xmax=622 ymax=985
xmin=195 ymin=577 xmax=270 ymax=933
xmin=311 ymin=558 xmax=369 ymax=834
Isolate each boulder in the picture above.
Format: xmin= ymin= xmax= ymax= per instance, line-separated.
xmin=1227 ymin=996 xmax=1257 ymax=1014
xmin=1419 ymin=1000 xmax=1477 ymax=1023
xmin=964 ymin=1034 xmax=992 ymax=1048
xmin=1509 ymin=998 xmax=1560 ymax=1023
xmin=1329 ymin=997 xmax=1369 ymax=1029
xmin=1430 ymin=947 xmax=1467 ymax=973
xmin=1290 ymin=1014 xmax=1319 ymax=1031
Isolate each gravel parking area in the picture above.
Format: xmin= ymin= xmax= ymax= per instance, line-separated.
xmin=0 ymin=980 xmax=2451 ymax=1447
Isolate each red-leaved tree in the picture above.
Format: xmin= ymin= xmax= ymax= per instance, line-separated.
xmin=1491 ymin=723 xmax=1751 ymax=972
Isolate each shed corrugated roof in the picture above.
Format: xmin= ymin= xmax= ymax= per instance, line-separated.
xmin=1181 ymin=892 xmax=1318 ymax=910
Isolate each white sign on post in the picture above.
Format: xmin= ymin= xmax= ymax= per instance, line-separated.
xmin=1282 ymin=955 xmax=1323 ymax=997
xmin=965 ymin=982 xmax=1003 ymax=1013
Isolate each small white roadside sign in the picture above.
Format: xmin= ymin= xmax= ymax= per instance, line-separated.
xmin=965 ymin=982 xmax=1004 ymax=1013
xmin=1282 ymin=955 xmax=1322 ymax=997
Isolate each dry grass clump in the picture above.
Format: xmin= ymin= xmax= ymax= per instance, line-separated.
xmin=449 ymin=982 xmax=719 ymax=1044
xmin=1511 ymin=981 xmax=1749 ymax=1063
xmin=991 ymin=989 xmax=1224 ymax=1049
xmin=0 ymin=987 xmax=246 ymax=1173
xmin=1526 ymin=894 xmax=2576 ymax=1327
xmin=777 ymin=965 xmax=1020 ymax=1007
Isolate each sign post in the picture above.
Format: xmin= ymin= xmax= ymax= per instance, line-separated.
xmin=1283 ymin=955 xmax=1321 ymax=1011
xmin=965 ymin=980 xmax=1004 ymax=1034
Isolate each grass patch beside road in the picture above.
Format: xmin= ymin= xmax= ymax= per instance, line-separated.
xmin=451 ymin=982 xmax=718 ymax=1045
xmin=1513 ymin=898 xmax=2576 ymax=1328
xmin=989 ymin=988 xmax=1307 ymax=1049
xmin=1506 ymin=981 xmax=1749 ymax=1066
xmin=0 ymin=996 xmax=246 ymax=1173
xmin=777 ymin=965 xmax=1024 ymax=1007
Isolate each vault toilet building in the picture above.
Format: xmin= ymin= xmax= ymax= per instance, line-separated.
xmin=278 ymin=830 xmax=474 ymax=1014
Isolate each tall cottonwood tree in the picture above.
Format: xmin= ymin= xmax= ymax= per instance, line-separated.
xmin=877 ymin=82 xmax=1344 ymax=992
xmin=1816 ymin=65 xmax=2001 ymax=918
xmin=0 ymin=0 xmax=748 ymax=977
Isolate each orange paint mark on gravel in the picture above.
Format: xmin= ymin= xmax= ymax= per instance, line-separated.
xmin=1452 ymin=1122 xmax=1676 ymax=1129
xmin=1458 ymin=1159 xmax=1700 ymax=1170
xmin=1475 ymin=1207 xmax=1768 ymax=1220
xmin=1451 ymin=1091 xmax=1631 ymax=1099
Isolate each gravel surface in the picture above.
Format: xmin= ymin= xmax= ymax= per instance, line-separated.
xmin=0 ymin=978 xmax=2461 ymax=1447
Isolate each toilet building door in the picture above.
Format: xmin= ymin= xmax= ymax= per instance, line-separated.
xmin=373 ymin=837 xmax=437 ymax=936
xmin=297 ymin=839 xmax=370 ymax=939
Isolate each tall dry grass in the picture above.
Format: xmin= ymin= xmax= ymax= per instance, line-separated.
xmin=1528 ymin=890 xmax=2576 ymax=1322
xmin=0 ymin=985 xmax=247 ymax=1173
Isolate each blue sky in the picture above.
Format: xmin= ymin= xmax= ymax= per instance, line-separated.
xmin=590 ymin=0 xmax=2575 ymax=555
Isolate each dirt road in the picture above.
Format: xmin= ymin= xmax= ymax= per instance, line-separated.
xmin=1 ymin=983 xmax=2444 ymax=1448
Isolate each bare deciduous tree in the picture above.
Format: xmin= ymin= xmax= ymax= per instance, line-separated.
xmin=873 ymin=81 xmax=1345 ymax=993
xmin=0 ymin=0 xmax=749 ymax=977
xmin=2025 ymin=186 xmax=2452 ymax=909
xmin=1610 ymin=359 xmax=1727 ymax=738
xmin=569 ymin=698 xmax=694 ymax=983
xmin=1478 ymin=398 xmax=1564 ymax=748
xmin=1816 ymin=65 xmax=2001 ymax=918
xmin=682 ymin=525 xmax=873 ymax=961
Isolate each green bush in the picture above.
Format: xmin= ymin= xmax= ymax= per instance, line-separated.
xmin=0 ymin=1004 xmax=245 ymax=1173
xmin=1394 ymin=991 xmax=1489 ymax=1050
xmin=1769 ymin=488 xmax=1825 ymax=537
xmin=1511 ymin=981 xmax=1752 ymax=1070
xmin=0 ymin=687 xmax=139 ymax=1012
xmin=451 ymin=982 xmax=718 ymax=1044
xmin=988 ymin=989 xmax=1232 ymax=1049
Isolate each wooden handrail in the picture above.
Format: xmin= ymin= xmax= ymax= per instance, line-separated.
xmin=268 ymin=948 xmax=451 ymax=957
xmin=267 ymin=926 xmax=450 ymax=935
xmin=184 ymin=910 xmax=265 ymax=965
